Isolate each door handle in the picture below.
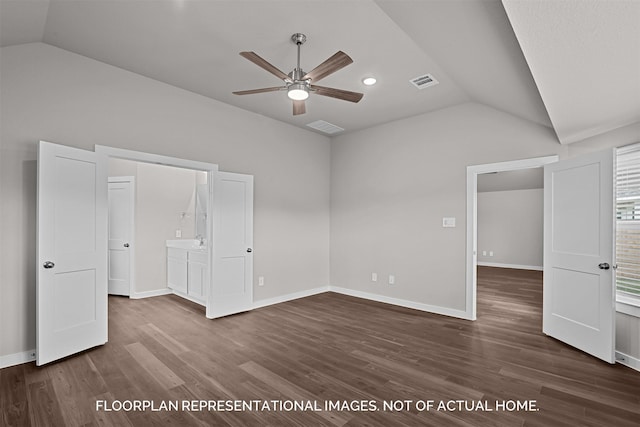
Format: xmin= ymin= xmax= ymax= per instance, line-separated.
xmin=246 ymin=248 xmax=252 ymax=253
xmin=124 ymin=243 xmax=130 ymax=248
xmin=598 ymin=263 xmax=610 ymax=270
xmin=43 ymin=261 xmax=55 ymax=269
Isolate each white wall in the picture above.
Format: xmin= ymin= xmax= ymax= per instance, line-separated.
xmin=477 ymin=188 xmax=543 ymax=269
xmin=0 ymin=43 xmax=331 ymax=360
xmin=330 ymin=103 xmax=566 ymax=313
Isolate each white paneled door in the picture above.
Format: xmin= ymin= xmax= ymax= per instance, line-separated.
xmin=108 ymin=177 xmax=134 ymax=296
xmin=543 ymin=149 xmax=615 ymax=363
xmin=209 ymin=172 xmax=254 ymax=318
xmin=37 ymin=141 xmax=108 ymax=365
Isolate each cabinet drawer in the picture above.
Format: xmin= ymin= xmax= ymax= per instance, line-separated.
xmin=188 ymin=251 xmax=208 ymax=264
xmin=167 ymin=247 xmax=188 ymax=261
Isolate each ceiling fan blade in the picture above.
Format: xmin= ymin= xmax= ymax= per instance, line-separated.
xmin=311 ymin=85 xmax=364 ymax=103
xmin=239 ymin=52 xmax=292 ymax=82
xmin=303 ymin=51 xmax=353 ymax=83
xmin=293 ymin=100 xmax=306 ymax=115
xmin=232 ymin=86 xmax=285 ymax=95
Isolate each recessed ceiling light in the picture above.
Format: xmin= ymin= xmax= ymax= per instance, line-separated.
xmin=362 ymin=77 xmax=377 ymax=86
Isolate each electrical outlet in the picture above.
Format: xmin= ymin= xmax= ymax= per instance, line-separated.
xmin=482 ymin=251 xmax=487 ymax=256
xmin=372 ymin=272 xmax=378 ymax=282
xmin=489 ymin=251 xmax=494 ymax=257
xmin=258 ymin=276 xmax=264 ymax=286
xmin=175 ymin=229 xmax=182 ymax=238
xmin=389 ymin=274 xmax=395 ymax=285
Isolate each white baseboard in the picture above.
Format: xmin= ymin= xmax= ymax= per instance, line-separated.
xmin=251 ymin=285 xmax=470 ymax=320
xmin=329 ymin=286 xmax=470 ymax=320
xmin=171 ymin=289 xmax=206 ymax=307
xmin=1 ymin=349 xmax=36 ymax=369
xmin=616 ymin=351 xmax=640 ymax=372
xmin=130 ymin=288 xmax=173 ymax=299
xmin=477 ymin=262 xmax=543 ymax=271
xmin=252 ymin=286 xmax=330 ymax=310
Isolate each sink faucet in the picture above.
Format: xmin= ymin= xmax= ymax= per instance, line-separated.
xmin=196 ymin=235 xmax=205 ymax=246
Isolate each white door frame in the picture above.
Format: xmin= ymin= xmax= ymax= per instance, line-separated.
xmin=107 ymin=176 xmax=135 ymax=296
xmin=95 ymin=146 xmax=219 ymax=318
xmin=465 ymin=155 xmax=559 ymax=320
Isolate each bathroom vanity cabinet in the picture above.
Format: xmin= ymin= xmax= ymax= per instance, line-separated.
xmin=166 ymin=240 xmax=208 ymax=305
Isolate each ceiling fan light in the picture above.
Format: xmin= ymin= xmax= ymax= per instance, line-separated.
xmin=287 ymin=83 xmax=309 ymax=101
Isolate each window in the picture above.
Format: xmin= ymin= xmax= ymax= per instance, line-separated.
xmin=616 ymin=142 xmax=640 ymax=303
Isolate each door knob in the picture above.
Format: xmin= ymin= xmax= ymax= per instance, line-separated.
xmin=598 ymin=263 xmax=610 ymax=270
xmin=43 ymin=261 xmax=55 ymax=269
xmin=246 ymin=248 xmax=252 ymax=253
xmin=124 ymin=243 xmax=130 ymax=248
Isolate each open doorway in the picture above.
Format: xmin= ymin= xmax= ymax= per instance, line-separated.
xmin=107 ymin=159 xmax=209 ymax=306
xmin=465 ymin=155 xmax=558 ymax=320
xmin=95 ymin=145 xmax=218 ymax=316
xmin=476 ymin=168 xmax=544 ymax=322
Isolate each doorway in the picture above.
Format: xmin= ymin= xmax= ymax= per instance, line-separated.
xmin=107 ymin=160 xmax=208 ymax=303
xmin=95 ymin=145 xmax=218 ymax=315
xmin=465 ymin=155 xmax=558 ymax=320
xmin=475 ymin=168 xmax=544 ymax=320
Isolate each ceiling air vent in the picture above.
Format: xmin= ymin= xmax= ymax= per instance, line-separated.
xmin=307 ymin=120 xmax=345 ymax=135
xmin=410 ymin=73 xmax=439 ymax=90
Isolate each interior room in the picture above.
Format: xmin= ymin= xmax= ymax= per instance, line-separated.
xmin=477 ymin=168 xmax=544 ymax=273
xmin=108 ymin=158 xmax=210 ymax=303
xmin=1 ymin=1 xmax=639 ymax=426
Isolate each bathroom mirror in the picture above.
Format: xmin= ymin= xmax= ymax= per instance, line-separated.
xmin=195 ymin=183 xmax=208 ymax=239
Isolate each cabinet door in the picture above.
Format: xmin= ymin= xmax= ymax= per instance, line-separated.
xmin=167 ymin=255 xmax=188 ymax=294
xmin=188 ymin=261 xmax=206 ymax=300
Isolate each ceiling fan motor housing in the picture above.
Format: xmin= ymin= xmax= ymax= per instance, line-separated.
xmin=289 ymin=68 xmax=308 ymax=82
xmin=291 ymin=33 xmax=307 ymax=45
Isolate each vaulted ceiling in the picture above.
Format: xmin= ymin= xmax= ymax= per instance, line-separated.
xmin=1 ymin=0 xmax=638 ymax=143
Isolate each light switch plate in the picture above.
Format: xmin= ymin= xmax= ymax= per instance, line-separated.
xmin=175 ymin=229 xmax=182 ymax=238
xmin=442 ymin=217 xmax=456 ymax=227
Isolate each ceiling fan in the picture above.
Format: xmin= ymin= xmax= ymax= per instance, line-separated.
xmin=232 ymin=33 xmax=364 ymax=115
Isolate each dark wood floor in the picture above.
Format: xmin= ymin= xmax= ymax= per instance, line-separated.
xmin=2 ymin=267 xmax=639 ymax=426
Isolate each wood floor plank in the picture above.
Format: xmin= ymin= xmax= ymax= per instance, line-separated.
xmin=239 ymin=360 xmax=352 ymax=426
xmin=0 ymin=364 xmax=30 ymax=427
xmin=139 ymin=322 xmax=190 ymax=355
xmin=26 ymin=379 xmax=66 ymax=427
xmin=92 ymin=392 xmax=135 ymax=427
xmin=124 ymin=342 xmax=185 ymax=390
xmin=2 ymin=266 xmax=639 ymax=426
xmin=48 ymin=354 xmax=108 ymax=426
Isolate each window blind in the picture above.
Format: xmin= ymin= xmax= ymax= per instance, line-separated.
xmin=616 ymin=143 xmax=640 ymax=299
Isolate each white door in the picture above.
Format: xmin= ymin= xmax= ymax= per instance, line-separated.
xmin=543 ymin=149 xmax=615 ymax=363
xmin=108 ymin=177 xmax=134 ymax=296
xmin=209 ymin=172 xmax=254 ymax=318
xmin=37 ymin=141 xmax=108 ymax=365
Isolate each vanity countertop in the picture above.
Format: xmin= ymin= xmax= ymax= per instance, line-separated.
xmin=166 ymin=239 xmax=207 ymax=252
